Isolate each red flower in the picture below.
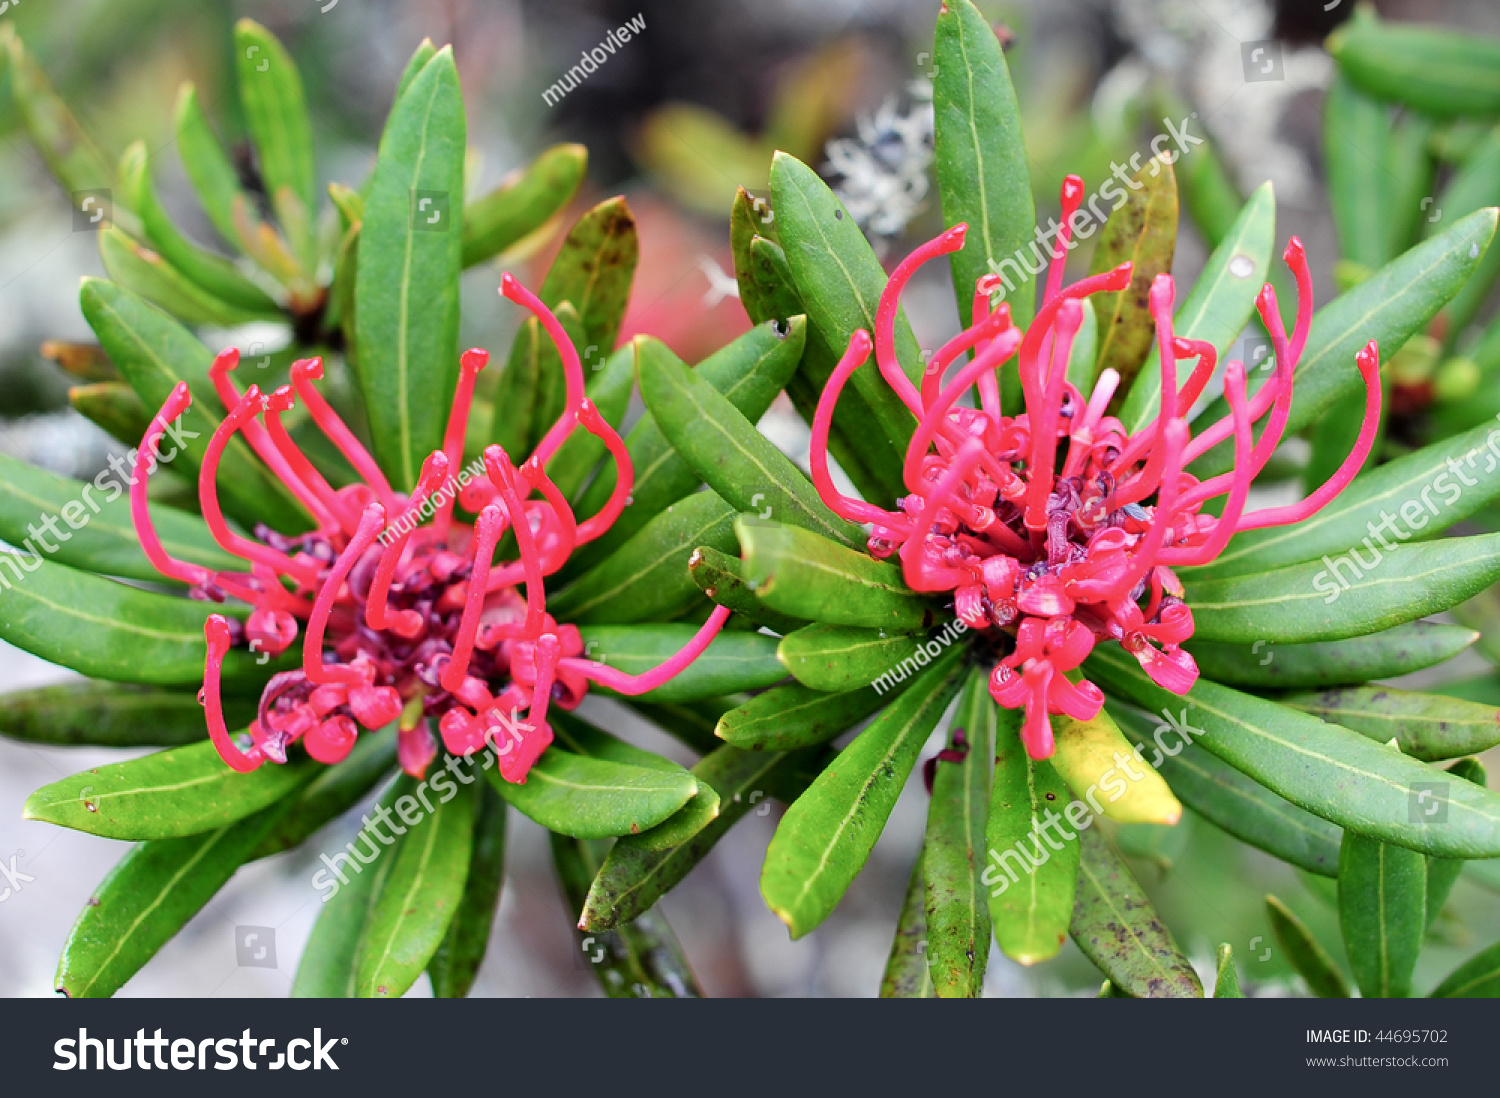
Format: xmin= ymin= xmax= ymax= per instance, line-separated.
xmin=809 ymin=177 xmax=1382 ymax=760
xmin=135 ymin=275 xmax=730 ymax=782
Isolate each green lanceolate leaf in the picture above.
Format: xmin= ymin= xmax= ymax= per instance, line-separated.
xmin=354 ymin=46 xmax=466 ymax=490
xmin=175 ymin=83 xmax=254 ymax=249
xmin=578 ymin=624 xmax=785 ymax=702
xmin=552 ymin=833 xmax=701 ymax=997
xmin=428 ymin=782 xmax=507 ymax=997
xmin=1120 ymin=182 xmax=1275 ymax=436
xmin=1431 ymin=937 xmax=1500 ymax=997
xmin=566 ymin=320 xmax=807 ymax=577
xmin=777 ymin=623 xmax=931 ymax=693
xmin=98 ymin=223 xmax=268 ymax=328
xmin=1214 ymin=943 xmax=1244 ymax=998
xmin=24 ymin=740 xmax=314 ymax=841
xmin=931 ymin=0 xmax=1036 ymax=328
xmin=485 ymin=748 xmax=695 ymax=839
xmin=1266 ymin=894 xmax=1350 ymax=997
xmin=1328 ymin=14 xmax=1500 ymax=117
xmin=987 ymin=704 xmax=1080 ymax=964
xmin=1071 ymin=825 xmax=1202 ymax=997
xmin=355 ymin=780 xmax=476 ymax=998
xmin=0 ymin=556 xmax=271 ymax=686
xmin=1185 ymin=622 xmax=1477 ymax=690
xmin=1199 ymin=418 xmax=1500 ymax=579
xmin=0 ymin=681 xmax=252 ymax=749
xmin=1325 ymin=75 xmax=1394 ymax=271
xmin=688 ymin=544 xmax=808 ymax=634
xmin=736 ymin=516 xmax=935 ymax=628
xmin=1282 ymin=686 xmax=1500 ymax=763
xmin=55 ymin=801 xmax=287 ymax=998
xmin=762 ymin=646 xmax=964 ymax=937
xmin=0 ymin=451 xmax=236 ymax=583
xmin=1338 ymin=830 xmax=1426 ymax=998
xmin=1425 ymin=758 xmax=1486 ymax=929
xmin=771 ymin=151 xmax=924 ymax=461
xmin=1193 ymin=207 xmax=1499 ymax=477
xmin=251 ymin=727 xmax=398 ymax=859
xmin=582 ymin=745 xmax=824 ymax=930
xmin=295 ymin=777 xmax=413 ymax=997
xmin=639 ymin=343 xmax=863 ymax=548
xmin=1110 ymin=704 xmax=1342 ymax=876
xmin=548 ymin=490 xmax=739 ymax=625
xmin=1384 ymin=114 xmax=1437 ymax=263
xmin=69 ymin=381 xmax=150 ymax=446
xmin=716 ymin=681 xmax=888 ymax=752
xmin=882 ymin=857 xmax=936 ymax=998
xmin=544 ymin=340 xmax=636 ymax=502
xmin=1089 ymin=646 xmax=1500 ymax=858
xmin=1182 ymin=533 xmax=1500 ymax=644
xmin=233 ymin=20 xmax=317 ymax=240
xmin=117 ymin=143 xmax=281 ymax=316
xmin=1089 ymin=153 xmax=1178 ymax=394
xmin=923 ymin=668 xmax=993 ymax=997
xmin=463 ymin=143 xmax=587 ymax=267
xmin=78 ymin=278 xmax=306 ymax=531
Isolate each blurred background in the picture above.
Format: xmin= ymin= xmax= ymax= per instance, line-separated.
xmin=2 ymin=0 xmax=1500 ymax=998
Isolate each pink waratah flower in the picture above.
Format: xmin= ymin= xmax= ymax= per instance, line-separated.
xmin=132 ymin=274 xmax=730 ymax=783
xmin=809 ymin=177 xmax=1382 ymax=760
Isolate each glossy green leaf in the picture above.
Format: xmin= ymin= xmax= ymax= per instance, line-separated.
xmin=1070 ymin=825 xmax=1202 ymax=997
xmin=24 ymin=739 xmax=314 ymax=841
xmin=1119 ymin=182 xmax=1275 ymax=437
xmin=69 ymin=381 xmax=150 ymax=446
xmin=552 ymin=833 xmax=701 ymax=997
xmin=174 ymin=82 xmax=254 ymax=250
xmin=987 ymin=704 xmax=1080 ymax=964
xmin=294 ymin=777 xmax=412 ymax=998
xmin=881 ymin=857 xmax=936 ymax=999
xmin=931 ymin=0 xmax=1036 ymax=328
xmin=688 ymin=544 xmax=808 ymax=634
xmin=1183 ymin=533 xmax=1500 ymax=644
xmin=716 ymin=681 xmax=887 ymax=752
xmin=544 ymin=341 xmax=636 ymax=502
xmin=578 ymin=624 xmax=785 ymax=703
xmin=485 ymin=746 xmax=695 ymax=839
xmin=1338 ymin=829 xmax=1425 ymax=998
xmin=0 ymin=556 xmax=273 ymax=686
xmin=1384 ymin=114 xmax=1437 ymax=262
xmin=1266 ymin=894 xmax=1350 ymax=998
xmin=3 ymin=27 xmax=116 ymax=201
xmin=923 ymin=667 xmax=993 ymax=997
xmin=777 ymin=623 xmax=929 ymax=693
xmin=0 ymin=451 xmax=236 ymax=583
xmin=736 ymin=516 xmax=935 ymax=628
xmin=353 ymin=45 xmax=466 ymax=490
xmin=462 ymin=143 xmax=587 ymax=267
xmin=233 ymin=20 xmax=317 ymax=235
xmin=98 ymin=224 xmax=266 ymax=328
xmin=566 ymin=321 xmax=807 ymax=577
xmin=639 ymin=341 xmax=862 ymax=548
xmin=1110 ymin=703 xmax=1342 ymax=877
xmin=1328 ymin=14 xmax=1500 ymax=117
xmin=1089 ymin=153 xmax=1177 ymax=394
xmin=549 ymin=490 xmax=739 ymax=625
xmin=1089 ymin=646 xmax=1500 ymax=858
xmin=0 ymin=681 xmax=250 ymax=749
xmin=1430 ymin=937 xmax=1500 ymax=997
xmin=1185 ymin=622 xmax=1477 ymax=689
xmin=428 ymin=782 xmax=507 ymax=998
xmin=1282 ymin=686 xmax=1500 ymax=763
xmin=582 ymin=745 xmax=824 ymax=929
xmin=1199 ymin=417 xmax=1500 ymax=579
xmin=55 ymin=801 xmax=286 ymax=998
xmin=761 ymin=646 xmax=964 ymax=938
xmin=771 ymin=151 xmax=923 ymax=461
xmin=1325 ymin=75 xmax=1394 ymax=270
xmin=79 ymin=278 xmax=306 ymax=531
xmin=1192 ymin=207 xmax=1498 ymax=477
xmin=355 ymin=779 xmax=476 ymax=998
xmin=1214 ymin=943 xmax=1244 ymax=998
xmin=251 ymin=727 xmax=398 ymax=859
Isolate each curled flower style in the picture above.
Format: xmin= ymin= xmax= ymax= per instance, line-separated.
xmin=134 ymin=274 xmax=731 ymax=782
xmin=810 ymin=177 xmax=1382 ymax=760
